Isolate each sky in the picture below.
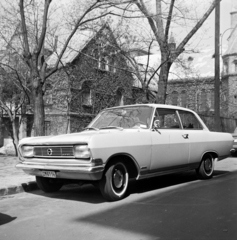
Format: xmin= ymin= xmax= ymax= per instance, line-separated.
xmin=197 ymin=0 xmax=233 ymax=52
xmin=133 ymin=0 xmax=236 ymax=83
xmin=0 ymin=0 xmax=234 ymax=64
xmin=0 ymin=0 xmax=232 ymax=51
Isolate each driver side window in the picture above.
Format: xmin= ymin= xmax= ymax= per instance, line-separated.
xmin=153 ymin=108 xmax=181 ymax=129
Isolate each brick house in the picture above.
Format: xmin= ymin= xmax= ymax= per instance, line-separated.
xmin=166 ymin=77 xmax=215 ymax=114
xmin=221 ymin=2 xmax=237 ymax=118
xmin=166 ymin=2 xmax=237 ymax=119
xmin=42 ymin=24 xmax=145 ymax=136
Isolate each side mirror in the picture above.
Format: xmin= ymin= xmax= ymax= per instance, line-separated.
xmin=154 ymin=120 xmax=160 ymax=129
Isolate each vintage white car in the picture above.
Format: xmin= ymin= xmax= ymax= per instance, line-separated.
xmin=17 ymin=104 xmax=233 ymax=201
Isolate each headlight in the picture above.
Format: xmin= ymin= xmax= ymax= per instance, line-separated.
xmin=74 ymin=145 xmax=91 ymax=159
xmin=21 ymin=145 xmax=34 ymax=158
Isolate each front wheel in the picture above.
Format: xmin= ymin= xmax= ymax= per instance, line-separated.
xmin=196 ymin=153 xmax=214 ymax=179
xmin=36 ymin=176 xmax=63 ymax=193
xmin=99 ymin=161 xmax=129 ymax=201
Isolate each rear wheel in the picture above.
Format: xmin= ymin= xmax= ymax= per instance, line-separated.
xmin=196 ymin=153 xmax=214 ymax=179
xmin=36 ymin=176 xmax=63 ymax=193
xmin=99 ymin=161 xmax=129 ymax=201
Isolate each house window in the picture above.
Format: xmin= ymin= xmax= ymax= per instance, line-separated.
xmin=100 ymin=56 xmax=106 ymax=70
xmin=234 ymin=95 xmax=237 ymax=104
xmin=116 ymin=90 xmax=124 ymax=106
xmin=110 ymin=56 xmax=117 ymax=73
xmin=45 ymin=121 xmax=51 ymax=136
xmin=82 ymin=89 xmax=92 ymax=106
xmin=171 ymin=91 xmax=178 ymax=106
xmin=199 ymin=90 xmax=207 ymax=111
xmin=210 ymin=90 xmax=214 ymax=110
xmin=180 ymin=90 xmax=187 ymax=107
xmin=234 ymin=60 xmax=237 ymax=73
xmin=92 ymin=48 xmax=99 ymax=66
xmin=44 ymin=92 xmax=53 ymax=105
xmin=100 ymin=56 xmax=109 ymax=71
xmin=93 ymin=42 xmax=111 ymax=71
xmin=224 ymin=61 xmax=228 ymax=74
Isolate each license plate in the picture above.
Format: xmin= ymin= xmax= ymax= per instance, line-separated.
xmin=41 ymin=171 xmax=56 ymax=178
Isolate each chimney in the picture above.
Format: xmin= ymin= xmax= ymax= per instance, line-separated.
xmin=168 ymin=32 xmax=176 ymax=52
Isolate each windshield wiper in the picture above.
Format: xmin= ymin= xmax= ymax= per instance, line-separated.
xmin=84 ymin=127 xmax=99 ymax=131
xmin=99 ymin=126 xmax=123 ymax=130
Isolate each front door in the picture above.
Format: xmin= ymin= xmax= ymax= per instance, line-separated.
xmin=150 ymin=108 xmax=190 ymax=171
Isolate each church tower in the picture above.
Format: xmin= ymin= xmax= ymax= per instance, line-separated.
xmin=222 ymin=0 xmax=237 ymax=117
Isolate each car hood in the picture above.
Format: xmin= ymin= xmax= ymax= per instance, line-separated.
xmin=19 ymin=130 xmax=101 ymax=146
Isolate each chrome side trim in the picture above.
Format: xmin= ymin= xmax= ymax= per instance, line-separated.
xmin=137 ymin=164 xmax=199 ymax=180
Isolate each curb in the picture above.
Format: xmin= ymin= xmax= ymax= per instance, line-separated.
xmin=0 ymin=181 xmax=39 ymax=197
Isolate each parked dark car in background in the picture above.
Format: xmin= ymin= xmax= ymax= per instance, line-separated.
xmin=231 ymin=128 xmax=237 ymax=156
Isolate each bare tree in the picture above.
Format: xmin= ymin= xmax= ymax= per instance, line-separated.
xmin=0 ymin=0 xmax=123 ymax=136
xmin=136 ymin=0 xmax=219 ymax=103
xmin=108 ymin=0 xmax=219 ymax=104
xmin=0 ymin=62 xmax=30 ymax=155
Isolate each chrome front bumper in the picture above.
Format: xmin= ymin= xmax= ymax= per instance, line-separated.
xmin=16 ymin=158 xmax=105 ymax=181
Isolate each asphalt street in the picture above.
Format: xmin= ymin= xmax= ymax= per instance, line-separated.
xmin=0 ymin=158 xmax=237 ymax=240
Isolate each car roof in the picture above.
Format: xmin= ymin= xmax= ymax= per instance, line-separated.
xmin=105 ymin=104 xmax=195 ymax=113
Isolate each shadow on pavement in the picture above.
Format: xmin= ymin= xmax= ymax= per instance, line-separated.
xmin=128 ymin=169 xmax=229 ymax=194
xmin=73 ymin=171 xmax=237 ymax=240
xmin=27 ymin=169 xmax=230 ymax=204
xmin=0 ymin=213 xmax=17 ymax=226
xmin=29 ymin=183 xmax=106 ymax=204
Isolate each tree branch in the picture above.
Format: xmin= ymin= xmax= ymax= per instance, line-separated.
xmin=135 ymin=0 xmax=163 ymax=46
xmin=19 ymin=0 xmax=31 ymax=61
xmin=174 ymin=0 xmax=218 ymax=60
xmin=165 ymin=0 xmax=175 ymax=42
xmin=37 ymin=0 xmax=51 ymax=57
xmin=144 ymin=39 xmax=154 ymax=84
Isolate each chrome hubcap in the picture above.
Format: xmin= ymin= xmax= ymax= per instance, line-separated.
xmin=113 ymin=169 xmax=124 ymax=188
xmin=204 ymin=158 xmax=212 ymax=173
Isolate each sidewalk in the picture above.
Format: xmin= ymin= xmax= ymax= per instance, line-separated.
xmin=1 ymin=155 xmax=237 ymax=197
xmin=0 ymin=155 xmax=38 ymax=196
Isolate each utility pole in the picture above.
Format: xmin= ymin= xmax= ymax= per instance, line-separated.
xmin=214 ymin=0 xmax=221 ymax=131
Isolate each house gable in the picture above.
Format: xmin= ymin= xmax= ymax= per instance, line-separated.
xmin=44 ymin=25 xmax=139 ymax=135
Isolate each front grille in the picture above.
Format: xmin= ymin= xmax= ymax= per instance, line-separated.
xmin=34 ymin=146 xmax=74 ymax=157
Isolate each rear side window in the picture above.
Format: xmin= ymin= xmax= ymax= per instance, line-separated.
xmin=178 ymin=110 xmax=203 ymax=130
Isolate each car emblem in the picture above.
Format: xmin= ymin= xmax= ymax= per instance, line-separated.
xmin=47 ymin=148 xmax=53 ymax=156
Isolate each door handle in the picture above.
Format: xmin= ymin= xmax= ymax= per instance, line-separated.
xmin=182 ymin=134 xmax=189 ymax=139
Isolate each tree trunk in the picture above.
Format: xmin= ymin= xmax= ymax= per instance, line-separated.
xmin=156 ymin=52 xmax=171 ymax=104
xmin=11 ymin=119 xmax=19 ymax=156
xmin=32 ymin=79 xmax=45 ymax=136
xmin=0 ymin=115 xmax=3 ymax=147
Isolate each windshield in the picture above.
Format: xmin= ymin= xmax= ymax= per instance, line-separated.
xmin=88 ymin=106 xmax=153 ymax=129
